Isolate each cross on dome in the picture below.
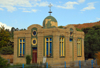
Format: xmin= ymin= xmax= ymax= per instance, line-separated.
xmin=48 ymin=3 xmax=52 ymax=16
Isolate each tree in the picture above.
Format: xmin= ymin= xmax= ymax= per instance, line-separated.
xmin=0 ymin=26 xmax=10 ymax=48
xmin=92 ymin=25 xmax=100 ymax=30
xmin=82 ymin=27 xmax=93 ymax=34
xmin=0 ymin=56 xmax=10 ymax=68
xmin=15 ymin=28 xmax=19 ymax=31
xmin=84 ymin=28 xmax=100 ymax=59
xmin=1 ymin=46 xmax=13 ymax=55
xmin=76 ymin=28 xmax=83 ymax=32
xmin=11 ymin=27 xmax=15 ymax=39
xmin=58 ymin=26 xmax=63 ymax=28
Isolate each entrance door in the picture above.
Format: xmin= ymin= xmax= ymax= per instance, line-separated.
xmin=32 ymin=47 xmax=37 ymax=63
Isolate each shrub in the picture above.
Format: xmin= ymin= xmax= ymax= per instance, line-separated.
xmin=26 ymin=55 xmax=31 ymax=64
xmin=76 ymin=28 xmax=83 ymax=32
xmin=1 ymin=46 xmax=13 ymax=55
xmin=58 ymin=26 xmax=63 ymax=28
xmin=0 ymin=56 xmax=10 ymax=68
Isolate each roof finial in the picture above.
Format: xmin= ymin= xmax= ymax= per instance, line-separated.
xmin=48 ymin=3 xmax=52 ymax=16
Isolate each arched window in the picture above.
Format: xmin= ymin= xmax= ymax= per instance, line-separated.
xmin=69 ymin=28 xmax=73 ymax=42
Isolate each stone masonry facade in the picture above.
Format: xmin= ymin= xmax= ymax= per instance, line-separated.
xmin=14 ymin=24 xmax=84 ymax=64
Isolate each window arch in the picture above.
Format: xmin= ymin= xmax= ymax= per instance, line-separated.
xmin=69 ymin=28 xmax=73 ymax=42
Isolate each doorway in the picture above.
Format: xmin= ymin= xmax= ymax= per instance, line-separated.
xmin=32 ymin=47 xmax=37 ymax=63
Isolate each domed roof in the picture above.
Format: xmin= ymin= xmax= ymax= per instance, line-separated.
xmin=43 ymin=16 xmax=58 ymax=28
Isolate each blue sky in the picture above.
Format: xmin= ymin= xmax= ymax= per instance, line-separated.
xmin=0 ymin=0 xmax=100 ymax=30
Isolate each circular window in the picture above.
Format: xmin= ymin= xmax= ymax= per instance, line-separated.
xmin=32 ymin=38 xmax=37 ymax=45
xmin=32 ymin=30 xmax=37 ymax=36
xmin=33 ymin=31 xmax=36 ymax=35
xmin=33 ymin=40 xmax=36 ymax=44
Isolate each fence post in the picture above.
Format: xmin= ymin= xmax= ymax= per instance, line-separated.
xmin=46 ymin=62 xmax=48 ymax=68
xmin=79 ymin=61 xmax=81 ymax=68
xmin=22 ymin=64 xmax=24 ymax=68
xmin=65 ymin=61 xmax=66 ymax=68
xmin=91 ymin=60 xmax=93 ymax=68
xmin=96 ymin=59 xmax=97 ymax=66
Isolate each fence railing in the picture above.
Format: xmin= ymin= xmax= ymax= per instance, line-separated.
xmin=8 ymin=63 xmax=46 ymax=68
xmin=8 ymin=59 xmax=100 ymax=68
xmin=50 ymin=59 xmax=99 ymax=68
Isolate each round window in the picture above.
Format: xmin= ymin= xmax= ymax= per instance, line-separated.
xmin=33 ymin=40 xmax=36 ymax=44
xmin=33 ymin=31 xmax=36 ymax=35
xmin=32 ymin=38 xmax=37 ymax=45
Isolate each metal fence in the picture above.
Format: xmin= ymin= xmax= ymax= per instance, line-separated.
xmin=8 ymin=63 xmax=47 ymax=68
xmin=50 ymin=59 xmax=100 ymax=68
xmin=8 ymin=59 xmax=100 ymax=68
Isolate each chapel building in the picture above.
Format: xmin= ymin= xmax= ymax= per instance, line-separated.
xmin=13 ymin=7 xmax=85 ymax=64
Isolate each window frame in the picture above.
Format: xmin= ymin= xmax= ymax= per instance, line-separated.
xmin=32 ymin=30 xmax=37 ymax=36
xmin=59 ymin=36 xmax=65 ymax=58
xmin=17 ymin=37 xmax=25 ymax=57
xmin=77 ymin=38 xmax=82 ymax=57
xmin=44 ymin=36 xmax=53 ymax=58
xmin=69 ymin=28 xmax=73 ymax=42
xmin=31 ymin=38 xmax=37 ymax=45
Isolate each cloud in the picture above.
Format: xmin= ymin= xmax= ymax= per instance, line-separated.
xmin=81 ymin=2 xmax=95 ymax=11
xmin=0 ymin=0 xmax=47 ymax=12
xmin=0 ymin=0 xmax=33 ymax=12
xmin=78 ymin=0 xmax=85 ymax=3
xmin=32 ymin=9 xmax=37 ymax=12
xmin=89 ymin=20 xmax=93 ymax=22
xmin=22 ymin=9 xmax=37 ymax=13
xmin=59 ymin=1 xmax=62 ymax=3
xmin=33 ymin=1 xmax=49 ymax=7
xmin=56 ymin=1 xmax=78 ymax=9
xmin=23 ymin=11 xmax=31 ymax=13
xmin=96 ymin=18 xmax=100 ymax=20
xmin=0 ymin=22 xmax=12 ymax=30
xmin=0 ymin=8 xmax=4 ymax=11
xmin=38 ymin=2 xmax=49 ymax=7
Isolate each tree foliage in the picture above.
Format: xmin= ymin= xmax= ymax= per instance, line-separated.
xmin=0 ymin=26 xmax=10 ymax=48
xmin=83 ymin=25 xmax=100 ymax=59
xmin=76 ymin=28 xmax=83 ymax=32
xmin=58 ymin=26 xmax=63 ymax=28
xmin=1 ymin=46 xmax=13 ymax=55
xmin=0 ymin=56 xmax=10 ymax=68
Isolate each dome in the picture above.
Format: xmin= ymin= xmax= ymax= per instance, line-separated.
xmin=43 ymin=16 xmax=58 ymax=28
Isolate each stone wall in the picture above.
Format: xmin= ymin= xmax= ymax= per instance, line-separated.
xmin=0 ymin=54 xmax=13 ymax=63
